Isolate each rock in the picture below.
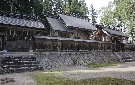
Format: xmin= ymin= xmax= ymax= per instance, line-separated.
xmin=0 ymin=77 xmax=15 ymax=84
xmin=0 ymin=80 xmax=3 ymax=84
xmin=36 ymin=52 xmax=117 ymax=69
xmin=0 ymin=68 xmax=4 ymax=74
xmin=0 ymin=78 xmax=6 ymax=83
xmin=8 ymin=78 xmax=15 ymax=82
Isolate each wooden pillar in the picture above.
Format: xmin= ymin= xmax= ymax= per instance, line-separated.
xmin=60 ymin=40 xmax=62 ymax=51
xmin=27 ymin=30 xmax=28 ymax=35
xmin=2 ymin=36 xmax=4 ymax=50
xmin=13 ymin=30 xmax=15 ymax=35
xmin=59 ymin=40 xmax=61 ymax=52
xmin=0 ymin=36 xmax=2 ymax=50
xmin=111 ymin=43 xmax=112 ymax=51
xmin=3 ymin=36 xmax=7 ymax=52
xmin=3 ymin=28 xmax=7 ymax=52
xmin=98 ymin=43 xmax=100 ymax=51
xmin=16 ymin=29 xmax=18 ymax=40
xmin=104 ymin=43 xmax=106 ymax=51
xmin=10 ymin=29 xmax=11 ymax=35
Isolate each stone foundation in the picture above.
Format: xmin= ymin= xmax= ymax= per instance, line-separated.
xmin=1 ymin=51 xmax=134 ymax=71
xmin=36 ymin=52 xmax=117 ymax=69
xmin=0 ymin=56 xmax=3 ymax=72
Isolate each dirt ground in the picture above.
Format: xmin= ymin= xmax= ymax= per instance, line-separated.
xmin=55 ymin=61 xmax=135 ymax=81
xmin=0 ymin=72 xmax=37 ymax=85
xmin=0 ymin=61 xmax=135 ymax=85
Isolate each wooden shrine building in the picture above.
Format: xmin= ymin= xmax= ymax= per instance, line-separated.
xmin=0 ymin=11 xmax=133 ymax=52
xmin=0 ymin=11 xmax=46 ymax=52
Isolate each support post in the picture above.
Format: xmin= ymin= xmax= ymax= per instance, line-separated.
xmin=3 ymin=36 xmax=7 ymax=52
xmin=29 ymin=37 xmax=33 ymax=52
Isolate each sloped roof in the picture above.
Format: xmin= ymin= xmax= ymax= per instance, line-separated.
xmin=59 ymin=14 xmax=96 ymax=31
xmin=0 ymin=16 xmax=45 ymax=29
xmin=103 ymin=28 xmax=128 ymax=37
xmin=46 ymin=17 xmax=74 ymax=32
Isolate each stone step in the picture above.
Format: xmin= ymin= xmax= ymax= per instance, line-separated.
xmin=2 ymin=64 xmax=41 ymax=68
xmin=2 ymin=66 xmax=43 ymax=73
xmin=2 ymin=61 xmax=39 ymax=65
xmin=114 ymin=52 xmax=132 ymax=61
xmin=1 ymin=55 xmax=43 ymax=73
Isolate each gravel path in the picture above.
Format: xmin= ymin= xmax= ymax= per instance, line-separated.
xmin=0 ymin=72 xmax=37 ymax=85
xmin=55 ymin=62 xmax=135 ymax=81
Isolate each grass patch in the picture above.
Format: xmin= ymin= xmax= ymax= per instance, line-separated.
xmin=31 ymin=72 xmax=135 ymax=85
xmin=70 ymin=73 xmax=77 ymax=75
xmin=30 ymin=72 xmax=75 ymax=85
xmin=87 ymin=62 xmax=125 ymax=68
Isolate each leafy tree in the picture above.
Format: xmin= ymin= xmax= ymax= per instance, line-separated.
xmin=100 ymin=0 xmax=135 ymax=43
xmin=0 ymin=0 xmax=11 ymax=11
xmin=54 ymin=0 xmax=63 ymax=13
xmin=14 ymin=0 xmax=43 ymax=16
xmin=0 ymin=0 xmax=89 ymax=18
xmin=0 ymin=0 xmax=43 ymax=17
xmin=78 ymin=0 xmax=88 ymax=16
xmin=42 ymin=0 xmax=54 ymax=14
xmin=60 ymin=0 xmax=88 ymax=16
xmin=32 ymin=0 xmax=43 ymax=16
xmin=89 ymin=4 xmax=98 ymax=25
xmin=100 ymin=1 xmax=116 ymax=26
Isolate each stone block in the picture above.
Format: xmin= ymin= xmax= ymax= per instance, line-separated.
xmin=36 ymin=52 xmax=117 ymax=69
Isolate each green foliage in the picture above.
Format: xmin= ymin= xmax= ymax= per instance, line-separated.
xmin=100 ymin=1 xmax=116 ymax=26
xmin=31 ymin=72 xmax=135 ymax=85
xmin=58 ymin=0 xmax=88 ymax=16
xmin=89 ymin=4 xmax=98 ymax=25
xmin=0 ymin=0 xmax=43 ymax=17
xmin=100 ymin=0 xmax=135 ymax=42
xmin=0 ymin=0 xmax=11 ymax=11
xmin=0 ymin=0 xmax=89 ymax=17
xmin=42 ymin=0 xmax=53 ymax=14
xmin=31 ymin=72 xmax=75 ymax=85
xmin=87 ymin=62 xmax=124 ymax=68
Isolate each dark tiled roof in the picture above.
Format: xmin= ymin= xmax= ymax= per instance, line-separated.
xmin=34 ymin=35 xmax=112 ymax=43
xmin=103 ymin=28 xmax=128 ymax=37
xmin=46 ymin=17 xmax=74 ymax=32
xmin=59 ymin=14 xmax=96 ymax=31
xmin=0 ymin=16 xmax=45 ymax=29
xmin=46 ymin=17 xmax=66 ymax=31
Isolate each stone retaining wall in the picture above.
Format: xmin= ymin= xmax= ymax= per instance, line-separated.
xmin=36 ymin=52 xmax=117 ymax=69
xmin=1 ymin=51 xmax=133 ymax=70
xmin=0 ymin=56 xmax=3 ymax=72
